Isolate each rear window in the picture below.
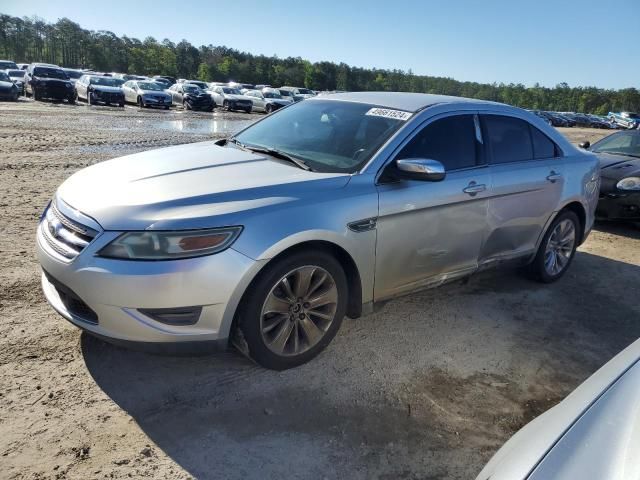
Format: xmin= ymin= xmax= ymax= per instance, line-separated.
xmin=530 ymin=126 xmax=557 ymax=159
xmin=483 ymin=115 xmax=533 ymax=164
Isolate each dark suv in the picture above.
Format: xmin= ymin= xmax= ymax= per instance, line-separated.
xmin=24 ymin=63 xmax=75 ymax=103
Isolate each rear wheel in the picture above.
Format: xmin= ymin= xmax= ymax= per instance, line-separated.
xmin=223 ymin=100 xmax=230 ymax=111
xmin=33 ymin=88 xmax=41 ymax=101
xmin=238 ymin=250 xmax=348 ymax=370
xmin=183 ymin=100 xmax=191 ymax=110
xmin=137 ymin=96 xmax=144 ymax=108
xmin=529 ymin=211 xmax=579 ymax=283
xmin=265 ymin=104 xmax=273 ymax=114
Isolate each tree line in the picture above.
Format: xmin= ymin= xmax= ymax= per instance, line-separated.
xmin=1 ymin=14 xmax=639 ymax=114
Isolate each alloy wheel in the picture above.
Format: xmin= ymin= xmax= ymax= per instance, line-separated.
xmin=260 ymin=266 xmax=338 ymax=356
xmin=544 ymin=219 xmax=576 ymax=276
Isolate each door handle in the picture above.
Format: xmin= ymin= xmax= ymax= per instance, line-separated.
xmin=463 ymin=182 xmax=487 ymax=196
xmin=547 ymin=171 xmax=562 ymax=183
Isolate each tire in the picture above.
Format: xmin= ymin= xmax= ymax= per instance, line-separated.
xmin=206 ymin=105 xmax=214 ymax=112
xmin=33 ymin=88 xmax=41 ymax=101
xmin=528 ymin=210 xmax=580 ymax=283
xmin=137 ymin=96 xmax=144 ymax=108
xmin=119 ymin=102 xmax=125 ymax=108
xmin=244 ymin=108 xmax=251 ymax=114
xmin=67 ymin=95 xmax=75 ymax=105
xmin=265 ymin=104 xmax=273 ymax=114
xmin=87 ymin=91 xmax=92 ymax=105
xmin=223 ymin=100 xmax=230 ymax=111
xmin=73 ymin=91 xmax=78 ymax=103
xmin=11 ymin=92 xmax=18 ymax=102
xmin=238 ymin=250 xmax=348 ymax=370
xmin=183 ymin=100 xmax=191 ymax=110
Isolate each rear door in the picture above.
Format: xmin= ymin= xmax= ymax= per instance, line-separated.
xmin=479 ymin=113 xmax=564 ymax=264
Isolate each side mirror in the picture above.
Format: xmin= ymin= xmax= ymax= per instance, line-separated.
xmin=578 ymin=141 xmax=590 ymax=149
xmin=395 ymin=158 xmax=446 ymax=182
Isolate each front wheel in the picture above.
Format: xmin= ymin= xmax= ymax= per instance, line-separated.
xmin=528 ymin=211 xmax=579 ymax=283
xmin=223 ymin=100 xmax=230 ymax=111
xmin=238 ymin=251 xmax=348 ymax=370
xmin=137 ymin=96 xmax=144 ymax=108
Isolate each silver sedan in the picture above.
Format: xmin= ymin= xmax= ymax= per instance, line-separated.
xmin=121 ymin=80 xmax=171 ymax=109
xmin=36 ymin=92 xmax=599 ymax=370
xmin=477 ymin=337 xmax=640 ymax=479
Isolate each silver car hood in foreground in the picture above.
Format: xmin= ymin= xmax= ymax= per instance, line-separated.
xmin=57 ymin=142 xmax=349 ymax=231
xmin=477 ymin=337 xmax=640 ymax=480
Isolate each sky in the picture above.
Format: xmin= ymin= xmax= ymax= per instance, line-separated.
xmin=2 ymin=0 xmax=639 ymax=90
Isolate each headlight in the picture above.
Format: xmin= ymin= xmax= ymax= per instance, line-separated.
xmin=617 ymin=177 xmax=640 ymax=191
xmin=97 ymin=227 xmax=242 ymax=260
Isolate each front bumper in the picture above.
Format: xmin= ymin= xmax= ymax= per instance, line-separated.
xmin=596 ymin=192 xmax=640 ymax=220
xmin=90 ymin=91 xmax=124 ymax=105
xmin=142 ymin=95 xmax=171 ymax=107
xmin=36 ymin=210 xmax=263 ymax=349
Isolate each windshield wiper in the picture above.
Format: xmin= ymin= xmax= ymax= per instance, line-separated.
xmin=243 ymin=145 xmax=312 ymax=171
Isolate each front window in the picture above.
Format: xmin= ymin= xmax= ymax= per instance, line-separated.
xmin=232 ymin=100 xmax=408 ymax=173
xmin=279 ymin=90 xmax=293 ymax=97
xmin=183 ymin=84 xmax=200 ymax=93
xmin=297 ymin=88 xmax=313 ymax=95
xmin=64 ymin=70 xmax=83 ymax=79
xmin=138 ymin=82 xmax=164 ymax=91
xmin=591 ymin=132 xmax=640 ymax=157
xmin=33 ymin=67 xmax=69 ymax=80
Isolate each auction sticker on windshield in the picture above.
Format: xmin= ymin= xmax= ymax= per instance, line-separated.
xmin=365 ymin=107 xmax=412 ymax=121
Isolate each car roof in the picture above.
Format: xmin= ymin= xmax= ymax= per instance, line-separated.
xmin=315 ymin=91 xmax=501 ymax=112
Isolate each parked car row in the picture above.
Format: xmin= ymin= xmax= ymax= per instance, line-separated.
xmin=0 ymin=59 xmax=321 ymax=113
xmin=529 ymin=109 xmax=631 ymax=130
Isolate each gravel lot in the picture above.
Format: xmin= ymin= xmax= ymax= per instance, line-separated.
xmin=1 ymin=99 xmax=639 ymax=480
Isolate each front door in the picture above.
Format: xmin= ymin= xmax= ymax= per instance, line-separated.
xmin=375 ymin=113 xmax=490 ymax=301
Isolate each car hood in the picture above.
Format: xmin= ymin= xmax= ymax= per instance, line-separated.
xmin=225 ymin=94 xmax=250 ymax=101
xmin=57 ymin=141 xmax=350 ymax=230
xmin=269 ymin=99 xmax=291 ymax=106
xmin=91 ymin=85 xmax=123 ymax=93
xmin=594 ymin=152 xmax=640 ymax=180
xmin=0 ymin=80 xmax=15 ymax=89
xmin=140 ymin=89 xmax=169 ymax=96
xmin=476 ymin=337 xmax=640 ymax=480
xmin=527 ymin=358 xmax=640 ymax=480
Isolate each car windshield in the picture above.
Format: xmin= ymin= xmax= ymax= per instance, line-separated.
xmin=7 ymin=70 xmax=23 ymax=78
xmin=0 ymin=72 xmax=10 ymax=81
xmin=279 ymin=90 xmax=293 ymax=96
xmin=625 ymin=112 xmax=640 ymax=119
xmin=297 ymin=88 xmax=313 ymax=95
xmin=138 ymin=82 xmax=163 ymax=91
xmin=223 ymin=87 xmax=241 ymax=94
xmin=591 ymin=132 xmax=640 ymax=157
xmin=33 ymin=67 xmax=69 ymax=80
xmin=183 ymin=84 xmax=200 ymax=92
xmin=233 ymin=100 xmax=408 ymax=173
xmin=264 ymin=92 xmax=282 ymax=99
xmin=90 ymin=77 xmax=124 ymax=87
xmin=64 ymin=70 xmax=83 ymax=79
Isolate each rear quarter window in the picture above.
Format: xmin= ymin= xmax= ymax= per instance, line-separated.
xmin=483 ymin=115 xmax=533 ymax=164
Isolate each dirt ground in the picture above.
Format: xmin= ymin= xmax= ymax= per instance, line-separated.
xmin=1 ymin=99 xmax=638 ymax=480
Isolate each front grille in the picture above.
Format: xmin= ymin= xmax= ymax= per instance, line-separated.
xmin=41 ymin=203 xmax=98 ymax=260
xmin=44 ymin=270 xmax=98 ymax=324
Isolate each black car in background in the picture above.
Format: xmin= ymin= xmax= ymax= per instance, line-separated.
xmin=75 ymin=74 xmax=125 ymax=106
xmin=0 ymin=70 xmax=20 ymax=101
xmin=581 ymin=130 xmax=640 ymax=221
xmin=24 ymin=63 xmax=75 ymax=103
xmin=168 ymin=83 xmax=214 ymax=111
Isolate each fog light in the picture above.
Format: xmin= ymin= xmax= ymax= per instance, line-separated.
xmin=138 ymin=306 xmax=202 ymax=326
